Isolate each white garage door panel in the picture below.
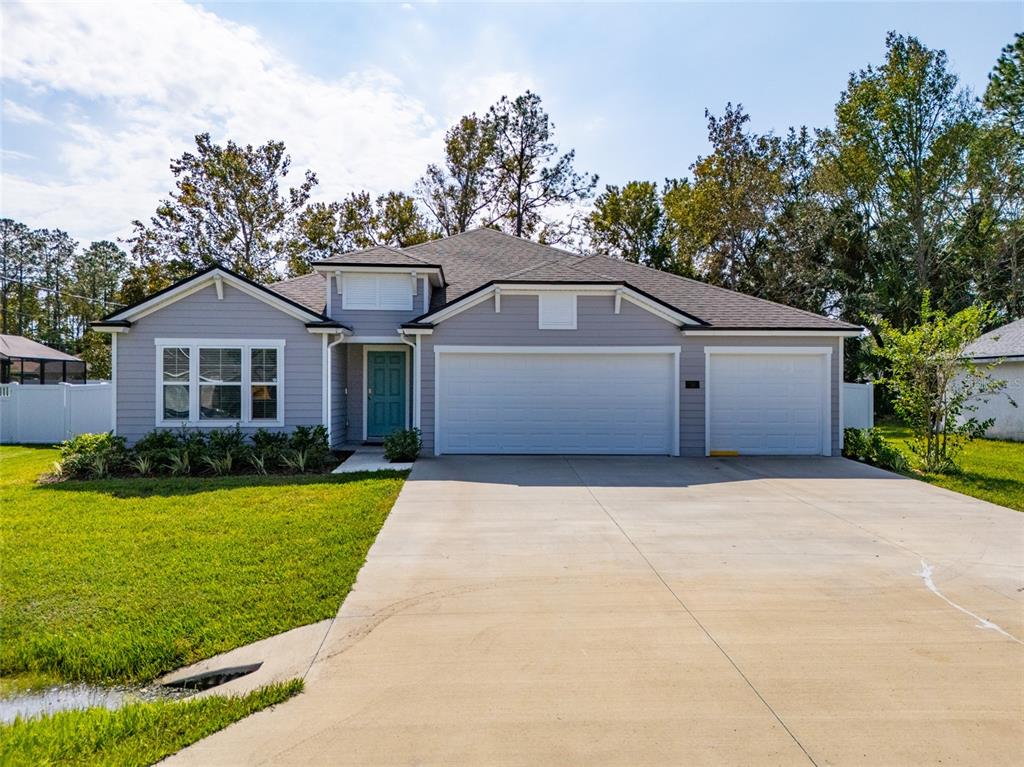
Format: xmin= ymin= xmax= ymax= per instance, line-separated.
xmin=438 ymin=352 xmax=675 ymax=454
xmin=709 ymin=353 xmax=828 ymax=455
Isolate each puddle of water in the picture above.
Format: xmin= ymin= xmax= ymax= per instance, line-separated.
xmin=0 ymin=683 xmax=193 ymax=724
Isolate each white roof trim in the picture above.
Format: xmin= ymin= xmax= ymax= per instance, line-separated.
xmin=683 ymin=328 xmax=862 ymax=337
xmin=420 ymin=283 xmax=699 ymax=327
xmin=104 ymin=268 xmax=324 ymax=325
xmin=312 ymin=264 xmax=444 ymax=286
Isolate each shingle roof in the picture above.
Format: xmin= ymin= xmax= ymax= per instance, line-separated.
xmin=963 ymin=318 xmax=1024 ymax=359
xmin=267 ymin=228 xmax=859 ymax=331
xmin=316 ymin=245 xmax=437 ymax=267
xmin=0 ymin=334 xmax=80 ymax=362
xmin=266 ymin=273 xmax=326 ymax=314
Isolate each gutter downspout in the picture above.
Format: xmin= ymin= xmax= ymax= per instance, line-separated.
xmin=398 ymin=331 xmax=421 ymax=429
xmin=325 ymin=332 xmax=347 ymax=447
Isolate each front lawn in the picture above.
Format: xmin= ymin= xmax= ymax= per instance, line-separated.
xmin=0 ymin=680 xmax=302 ymax=767
xmin=0 ymin=445 xmax=404 ymax=683
xmin=875 ymin=424 xmax=1024 ymax=512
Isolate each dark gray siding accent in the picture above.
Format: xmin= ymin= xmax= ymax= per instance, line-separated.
xmin=114 ymin=282 xmax=324 ymax=444
xmin=345 ymin=344 xmax=363 ymax=442
xmin=420 ymin=294 xmax=682 ymax=454
xmin=330 ymin=343 xmax=346 ymax=447
xmin=679 ymin=336 xmax=842 ymax=457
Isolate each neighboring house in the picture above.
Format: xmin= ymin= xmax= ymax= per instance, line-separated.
xmin=0 ymin=334 xmax=87 ymax=384
xmin=92 ymin=228 xmax=861 ymax=456
xmin=962 ymin=318 xmax=1024 ymax=441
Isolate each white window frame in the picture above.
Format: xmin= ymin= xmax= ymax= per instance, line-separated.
xmin=538 ymin=292 xmax=578 ymax=330
xmin=155 ymin=338 xmax=285 ymax=428
xmin=340 ymin=273 xmax=414 ymax=311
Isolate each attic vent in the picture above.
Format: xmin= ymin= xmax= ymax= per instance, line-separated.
xmin=538 ymin=293 xmax=577 ymax=330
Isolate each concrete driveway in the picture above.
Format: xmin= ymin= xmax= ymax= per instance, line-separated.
xmin=170 ymin=456 xmax=1023 ymax=766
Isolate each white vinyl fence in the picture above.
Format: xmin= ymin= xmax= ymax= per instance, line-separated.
xmin=0 ymin=382 xmax=113 ymax=444
xmin=843 ymin=382 xmax=875 ymax=431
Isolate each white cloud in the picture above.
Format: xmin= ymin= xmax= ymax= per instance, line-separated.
xmin=2 ymin=98 xmax=49 ymax=125
xmin=0 ymin=1 xmax=458 ymax=241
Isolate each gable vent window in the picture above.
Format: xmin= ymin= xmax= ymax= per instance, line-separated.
xmin=538 ymin=292 xmax=577 ymax=330
xmin=342 ymin=273 xmax=413 ymax=311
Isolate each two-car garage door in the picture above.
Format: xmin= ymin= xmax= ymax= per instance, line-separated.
xmin=436 ymin=350 xmax=678 ymax=455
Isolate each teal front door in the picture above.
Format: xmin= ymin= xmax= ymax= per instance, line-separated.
xmin=366 ymin=351 xmax=406 ymax=440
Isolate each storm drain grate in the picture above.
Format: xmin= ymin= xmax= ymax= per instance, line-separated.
xmin=163 ymin=662 xmax=263 ymax=691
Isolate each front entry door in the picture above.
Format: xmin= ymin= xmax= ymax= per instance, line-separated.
xmin=366 ymin=350 xmax=406 ymax=440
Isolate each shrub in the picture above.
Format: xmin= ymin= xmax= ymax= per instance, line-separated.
xmin=843 ymin=427 xmax=910 ymax=474
xmin=288 ymin=425 xmax=332 ymax=470
xmin=133 ymin=430 xmax=182 ymax=466
xmin=251 ymin=429 xmax=290 ymax=470
xmin=383 ymin=428 xmax=422 ymax=463
xmin=57 ymin=433 xmax=129 ymax=480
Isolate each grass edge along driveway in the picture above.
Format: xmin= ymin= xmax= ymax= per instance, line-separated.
xmin=1 ymin=445 xmax=405 ymax=765
xmin=875 ymin=423 xmax=1024 ymax=512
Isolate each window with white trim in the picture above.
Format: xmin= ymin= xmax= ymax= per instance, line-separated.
xmin=341 ymin=273 xmax=413 ymax=310
xmin=156 ymin=341 xmax=284 ymax=426
xmin=538 ymin=292 xmax=577 ymax=330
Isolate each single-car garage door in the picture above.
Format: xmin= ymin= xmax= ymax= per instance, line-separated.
xmin=707 ymin=350 xmax=831 ymax=456
xmin=436 ymin=349 xmax=678 ymax=455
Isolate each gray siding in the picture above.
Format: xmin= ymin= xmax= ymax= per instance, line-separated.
xmin=420 ymin=294 xmax=682 ymax=454
xmin=344 ymin=342 xmax=413 ymax=443
xmin=418 ymin=293 xmax=843 ymax=456
xmin=330 ymin=343 xmax=346 ymax=447
xmin=345 ymin=344 xmax=363 ymax=442
xmin=114 ymin=282 xmax=324 ymax=444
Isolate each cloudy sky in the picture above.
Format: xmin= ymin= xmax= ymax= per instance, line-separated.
xmin=0 ymin=1 xmax=1017 ymax=246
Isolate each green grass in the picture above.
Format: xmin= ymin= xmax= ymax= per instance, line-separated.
xmin=875 ymin=424 xmax=1024 ymax=512
xmin=0 ymin=445 xmax=405 ymax=684
xmin=0 ymin=679 xmax=302 ymax=767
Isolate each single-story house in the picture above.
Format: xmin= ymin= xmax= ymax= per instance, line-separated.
xmin=962 ymin=318 xmax=1023 ymax=441
xmin=91 ymin=228 xmax=862 ymax=456
xmin=0 ymin=334 xmax=87 ymax=384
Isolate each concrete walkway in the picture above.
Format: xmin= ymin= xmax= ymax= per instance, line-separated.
xmin=167 ymin=456 xmax=1023 ymax=766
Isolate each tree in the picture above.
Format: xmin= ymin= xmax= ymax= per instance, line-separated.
xmin=290 ymin=191 xmax=436 ymax=276
xmin=586 ymin=181 xmax=672 ymax=269
xmin=818 ymin=33 xmax=978 ymax=320
xmin=417 ymin=114 xmax=497 ymax=236
xmin=662 ymin=104 xmax=790 ymax=296
xmin=875 ymin=294 xmax=1011 ymax=473
xmin=984 ymin=33 xmax=1024 ymax=131
xmin=488 ymin=91 xmax=598 ymax=238
xmin=129 ymin=134 xmax=317 ymax=282
xmin=0 ymin=219 xmax=39 ymax=336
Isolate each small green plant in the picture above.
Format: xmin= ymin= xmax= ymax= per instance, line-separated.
xmin=201 ymin=452 xmax=235 ymax=476
xmin=383 ymin=428 xmax=422 ymax=462
xmin=843 ymin=427 xmax=911 ymax=473
xmin=130 ymin=454 xmax=155 ymax=476
xmin=282 ymin=448 xmax=310 ymax=473
xmin=247 ymin=452 xmax=268 ymax=475
xmin=165 ymin=449 xmax=191 ymax=477
xmin=57 ymin=433 xmax=129 ymax=479
xmin=289 ymin=425 xmax=331 ymax=469
xmin=251 ymin=429 xmax=289 ymax=469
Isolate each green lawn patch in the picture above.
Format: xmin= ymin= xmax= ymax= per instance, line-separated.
xmin=876 ymin=424 xmax=1024 ymax=512
xmin=0 ymin=445 xmax=405 ymax=684
xmin=0 ymin=679 xmax=302 ymax=767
